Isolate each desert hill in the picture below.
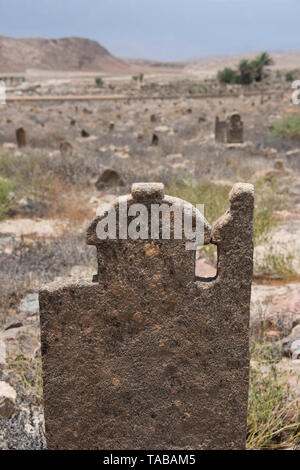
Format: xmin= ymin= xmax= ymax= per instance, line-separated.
xmin=0 ymin=35 xmax=130 ymax=73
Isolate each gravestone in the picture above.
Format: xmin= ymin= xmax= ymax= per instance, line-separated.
xmin=95 ymin=168 xmax=124 ymax=190
xmin=215 ymin=116 xmax=227 ymax=143
xmin=152 ymin=133 xmax=159 ymax=146
xmin=227 ymin=113 xmax=244 ymax=144
xmin=59 ymin=141 xmax=73 ymax=156
xmin=81 ymin=129 xmax=90 ymax=138
xmin=16 ymin=127 xmax=26 ymax=148
xmin=39 ymin=182 xmax=254 ymax=450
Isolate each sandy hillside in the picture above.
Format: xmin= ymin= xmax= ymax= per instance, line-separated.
xmin=0 ymin=35 xmax=131 ymax=73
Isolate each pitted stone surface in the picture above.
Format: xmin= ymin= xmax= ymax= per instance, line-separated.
xmin=131 ymin=182 xmax=165 ymax=201
xmin=39 ymin=182 xmax=254 ymax=450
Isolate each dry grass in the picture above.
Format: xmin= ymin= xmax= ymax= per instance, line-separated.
xmin=0 ymin=235 xmax=96 ymax=326
xmin=247 ymin=335 xmax=300 ymax=449
xmin=8 ymin=354 xmax=43 ymax=405
xmin=0 ymin=150 xmax=93 ymax=225
xmin=166 ymin=177 xmax=283 ymax=245
xmin=270 ymin=113 xmax=300 ymax=140
xmin=255 ymin=246 xmax=300 ymax=282
xmin=247 ymin=363 xmax=300 ymax=449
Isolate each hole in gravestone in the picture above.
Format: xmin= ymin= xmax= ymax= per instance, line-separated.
xmin=195 ymin=245 xmax=217 ymax=281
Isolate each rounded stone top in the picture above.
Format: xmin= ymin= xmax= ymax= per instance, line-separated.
xmin=131 ymin=182 xmax=165 ymax=201
xmin=229 ymin=182 xmax=254 ymax=209
xmin=87 ymin=181 xmax=212 ymax=246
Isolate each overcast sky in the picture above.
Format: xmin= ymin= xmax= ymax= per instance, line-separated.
xmin=0 ymin=0 xmax=299 ymax=61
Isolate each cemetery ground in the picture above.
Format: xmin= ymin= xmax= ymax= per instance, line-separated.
xmin=0 ymin=72 xmax=300 ymax=449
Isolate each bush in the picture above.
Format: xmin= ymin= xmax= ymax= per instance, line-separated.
xmin=218 ymin=67 xmax=238 ymax=84
xmin=95 ymin=77 xmax=104 ymax=88
xmin=217 ymin=52 xmax=273 ymax=86
xmin=251 ymin=52 xmax=273 ymax=82
xmin=270 ymin=113 xmax=300 ymax=139
xmin=238 ymin=59 xmax=255 ymax=85
xmin=286 ymin=72 xmax=294 ymax=82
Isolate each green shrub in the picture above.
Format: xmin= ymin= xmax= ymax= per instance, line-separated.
xmin=218 ymin=67 xmax=238 ymax=84
xmin=286 ymin=72 xmax=294 ymax=82
xmin=285 ymin=70 xmax=300 ymax=82
xmin=251 ymin=52 xmax=273 ymax=82
xmin=270 ymin=113 xmax=300 ymax=139
xmin=238 ymin=59 xmax=255 ymax=85
xmin=95 ymin=77 xmax=104 ymax=88
xmin=217 ymin=52 xmax=273 ymax=86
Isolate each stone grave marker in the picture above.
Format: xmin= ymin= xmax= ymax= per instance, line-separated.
xmin=39 ymin=182 xmax=254 ymax=450
xmin=227 ymin=113 xmax=244 ymax=144
xmin=16 ymin=127 xmax=26 ymax=148
xmin=215 ymin=116 xmax=227 ymax=143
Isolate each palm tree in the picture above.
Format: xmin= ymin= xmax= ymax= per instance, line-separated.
xmin=252 ymin=52 xmax=274 ymax=82
xmin=238 ymin=59 xmax=254 ymax=85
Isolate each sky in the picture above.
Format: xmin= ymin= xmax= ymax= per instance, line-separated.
xmin=0 ymin=0 xmax=299 ymax=61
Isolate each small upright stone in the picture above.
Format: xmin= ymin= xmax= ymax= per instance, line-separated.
xmin=0 ymin=382 xmax=16 ymax=419
xmin=227 ymin=113 xmax=244 ymax=143
xmin=215 ymin=116 xmax=227 ymax=143
xmin=151 ymin=133 xmax=159 ymax=146
xmin=16 ymin=127 xmax=26 ymax=148
xmin=59 ymin=141 xmax=73 ymax=156
xmin=95 ymin=168 xmax=124 ymax=190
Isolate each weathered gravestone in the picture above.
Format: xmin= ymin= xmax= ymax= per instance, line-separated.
xmin=215 ymin=116 xmax=227 ymax=143
xmin=227 ymin=113 xmax=244 ymax=144
xmin=39 ymin=182 xmax=254 ymax=450
xmin=16 ymin=127 xmax=26 ymax=148
xmin=152 ymin=133 xmax=159 ymax=146
xmin=95 ymin=168 xmax=124 ymax=190
xmin=59 ymin=141 xmax=73 ymax=157
xmin=215 ymin=114 xmax=244 ymax=144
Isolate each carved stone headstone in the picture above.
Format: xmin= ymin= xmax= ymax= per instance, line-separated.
xmin=227 ymin=113 xmax=244 ymax=144
xmin=16 ymin=127 xmax=26 ymax=148
xmin=39 ymin=182 xmax=254 ymax=450
xmin=215 ymin=114 xmax=244 ymax=144
xmin=215 ymin=116 xmax=227 ymax=143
